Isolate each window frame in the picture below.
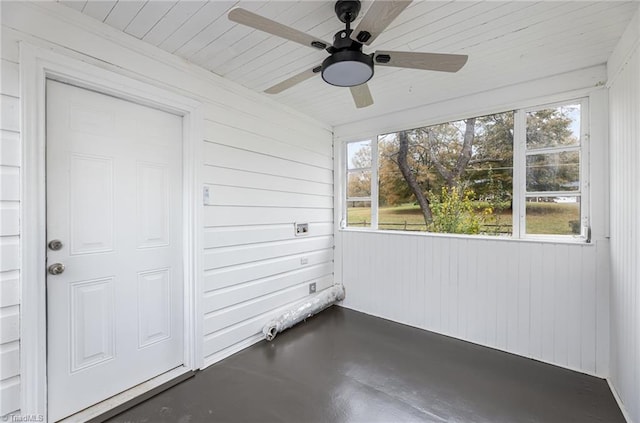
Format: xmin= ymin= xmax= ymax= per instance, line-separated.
xmin=514 ymin=98 xmax=590 ymax=241
xmin=343 ymin=139 xmax=378 ymax=229
xmin=341 ymin=97 xmax=591 ymax=243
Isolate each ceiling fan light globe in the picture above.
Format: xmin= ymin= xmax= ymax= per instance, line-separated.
xmin=321 ymin=50 xmax=374 ymax=87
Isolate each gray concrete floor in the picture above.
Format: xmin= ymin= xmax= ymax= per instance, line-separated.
xmin=107 ymin=306 xmax=624 ymax=423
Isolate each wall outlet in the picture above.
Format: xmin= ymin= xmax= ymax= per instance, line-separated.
xmin=300 ymin=257 xmax=308 ymax=265
xmin=295 ymin=222 xmax=309 ymax=236
xmin=309 ymin=282 xmax=316 ymax=294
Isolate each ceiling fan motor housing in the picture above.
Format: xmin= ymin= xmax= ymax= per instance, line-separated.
xmin=321 ymin=29 xmax=374 ymax=87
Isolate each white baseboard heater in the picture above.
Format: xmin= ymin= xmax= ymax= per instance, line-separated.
xmin=262 ymin=284 xmax=346 ymax=341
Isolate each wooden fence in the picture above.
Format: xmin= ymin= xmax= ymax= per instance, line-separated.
xmin=349 ymin=221 xmax=512 ymax=235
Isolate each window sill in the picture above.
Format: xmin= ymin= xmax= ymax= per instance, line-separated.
xmin=339 ymin=227 xmax=595 ymax=246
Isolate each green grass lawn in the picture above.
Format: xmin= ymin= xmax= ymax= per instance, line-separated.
xmin=348 ymin=202 xmax=580 ymax=235
xmin=525 ymin=202 xmax=580 ymax=234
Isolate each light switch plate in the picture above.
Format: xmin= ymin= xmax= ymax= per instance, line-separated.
xmin=203 ymin=186 xmax=211 ymax=206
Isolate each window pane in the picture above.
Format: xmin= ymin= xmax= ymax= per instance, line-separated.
xmin=347 ymin=170 xmax=371 ymax=198
xmin=526 ymin=104 xmax=580 ymax=149
xmin=347 ymin=140 xmax=371 ymax=170
xmin=526 ymin=151 xmax=580 ymax=192
xmin=379 ymin=204 xmax=427 ymax=232
xmin=347 ymin=201 xmax=371 ymax=227
xmin=376 ymin=112 xmax=514 ymax=235
xmin=526 ymin=196 xmax=581 ymax=235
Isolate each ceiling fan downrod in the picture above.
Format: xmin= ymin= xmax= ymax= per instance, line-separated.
xmin=334 ymin=0 xmax=372 ymax=43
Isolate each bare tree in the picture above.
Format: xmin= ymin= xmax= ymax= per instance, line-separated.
xmin=395 ymin=119 xmax=475 ymax=226
xmin=427 ymin=117 xmax=476 ymax=187
xmin=397 ymin=130 xmax=432 ymax=224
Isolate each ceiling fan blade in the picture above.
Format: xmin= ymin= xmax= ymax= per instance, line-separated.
xmin=350 ymin=83 xmax=374 ymax=108
xmin=229 ymin=8 xmax=331 ymax=51
xmin=351 ymin=0 xmax=412 ymax=46
xmin=264 ymin=66 xmax=321 ymax=94
xmin=374 ymin=51 xmax=468 ymax=72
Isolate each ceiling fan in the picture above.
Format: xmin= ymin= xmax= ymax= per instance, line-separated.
xmin=228 ymin=0 xmax=468 ymax=109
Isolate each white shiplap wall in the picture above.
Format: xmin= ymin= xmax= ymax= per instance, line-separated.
xmin=200 ymin=112 xmax=335 ymax=360
xmin=608 ymin=7 xmax=640 ymax=422
xmin=341 ymin=232 xmax=610 ymax=376
xmin=0 ymin=2 xmax=333 ymax=416
xmin=0 ymin=30 xmax=21 ymax=418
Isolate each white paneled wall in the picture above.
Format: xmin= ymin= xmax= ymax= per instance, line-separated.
xmin=608 ymin=8 xmax=640 ymax=422
xmin=0 ymin=1 xmax=332 ymax=416
xmin=200 ymin=107 xmax=334 ymax=363
xmin=203 ymin=117 xmax=333 ymax=361
xmin=341 ymin=231 xmax=610 ymax=376
xmin=0 ymin=36 xmax=21 ymax=416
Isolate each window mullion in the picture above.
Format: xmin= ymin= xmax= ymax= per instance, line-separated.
xmin=513 ymin=109 xmax=526 ymax=238
xmin=340 ymin=141 xmax=348 ymax=228
xmin=580 ymin=98 xmax=590 ymax=237
xmin=371 ymin=137 xmax=379 ymax=229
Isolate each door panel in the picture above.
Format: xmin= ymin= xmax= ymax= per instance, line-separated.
xmin=137 ymin=269 xmax=172 ymax=348
xmin=46 ymin=80 xmax=184 ymax=421
xmin=70 ymin=277 xmax=116 ymax=372
xmin=136 ymin=162 xmax=169 ymax=248
xmin=69 ymin=154 xmax=114 ymax=254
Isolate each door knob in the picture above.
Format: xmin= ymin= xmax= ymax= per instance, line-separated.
xmin=48 ymin=263 xmax=65 ymax=275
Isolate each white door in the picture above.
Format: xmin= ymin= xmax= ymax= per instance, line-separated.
xmin=46 ymin=80 xmax=184 ymax=421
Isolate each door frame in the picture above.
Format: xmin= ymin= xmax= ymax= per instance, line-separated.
xmin=19 ymin=43 xmax=203 ymax=421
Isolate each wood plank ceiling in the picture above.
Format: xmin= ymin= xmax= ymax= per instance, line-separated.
xmin=58 ymin=1 xmax=637 ymax=127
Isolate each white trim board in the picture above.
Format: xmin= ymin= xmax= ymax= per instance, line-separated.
xmin=19 ymin=43 xmax=204 ymax=421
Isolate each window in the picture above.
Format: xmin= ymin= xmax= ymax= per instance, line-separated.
xmin=523 ymin=102 xmax=584 ymax=236
xmin=346 ymin=140 xmax=373 ymax=228
xmin=343 ymin=99 xmax=589 ymax=241
xmin=376 ymin=113 xmax=514 ymax=234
